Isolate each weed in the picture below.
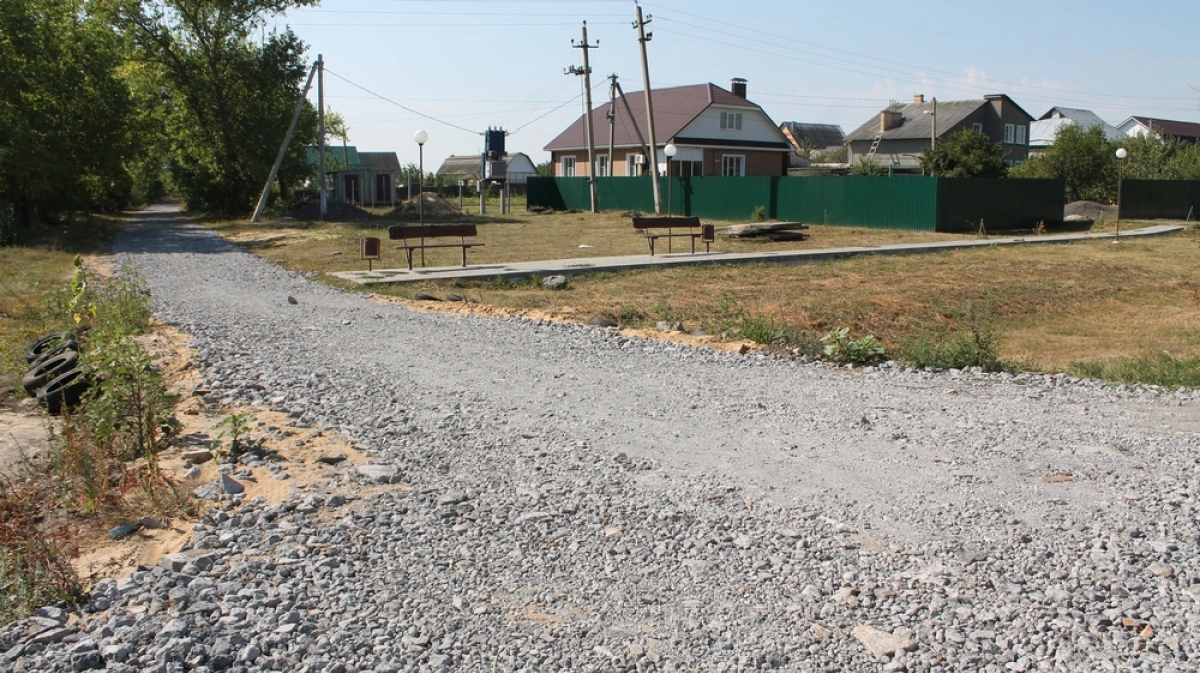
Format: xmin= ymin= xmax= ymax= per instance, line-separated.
xmin=740 ymin=312 xmax=786 ymax=344
xmin=1069 ymin=353 xmax=1200 ymax=389
xmin=0 ymin=476 xmax=86 ymax=623
xmin=822 ymin=327 xmax=885 ymax=364
xmin=215 ymin=412 xmax=258 ymax=458
xmin=751 ymin=206 xmax=767 ymax=223
xmin=900 ymin=303 xmax=1001 ymax=372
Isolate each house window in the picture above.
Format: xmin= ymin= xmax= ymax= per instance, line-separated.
xmin=626 ymin=153 xmax=643 ymax=176
xmin=562 ymin=156 xmax=576 ymax=177
xmin=597 ymin=154 xmax=609 ymax=177
xmin=1004 ymin=124 xmax=1015 ymax=144
xmin=720 ymin=112 xmax=743 ymax=131
xmin=972 ymin=122 xmax=984 ymax=134
xmin=676 ymin=161 xmax=703 ymax=177
xmin=721 ymin=155 xmax=745 ymax=176
xmin=1016 ymin=125 xmax=1027 ymax=145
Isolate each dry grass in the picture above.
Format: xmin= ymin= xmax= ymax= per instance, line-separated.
xmin=214 ymin=208 xmax=1200 ymax=375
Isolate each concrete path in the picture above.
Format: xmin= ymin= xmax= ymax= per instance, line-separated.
xmin=330 ymin=223 xmax=1185 ymax=285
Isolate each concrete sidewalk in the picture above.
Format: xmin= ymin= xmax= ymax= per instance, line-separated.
xmin=330 ymin=224 xmax=1185 ymax=286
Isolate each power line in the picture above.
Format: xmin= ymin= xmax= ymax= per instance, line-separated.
xmin=323 ymin=68 xmax=480 ymax=135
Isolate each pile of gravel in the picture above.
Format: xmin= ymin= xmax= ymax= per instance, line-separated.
xmin=5 ymin=204 xmax=1197 ymax=671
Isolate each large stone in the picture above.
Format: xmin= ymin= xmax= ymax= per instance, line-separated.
xmin=852 ymin=625 xmax=917 ymax=658
xmin=356 ymin=464 xmax=401 ymax=484
xmin=220 ymin=473 xmax=244 ymax=495
xmin=542 ymin=275 xmax=568 ymax=290
xmin=182 ymin=449 xmax=213 ymax=464
xmin=161 ymin=549 xmax=218 ymax=573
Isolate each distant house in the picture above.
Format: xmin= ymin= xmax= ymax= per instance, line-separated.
xmin=307 ymin=146 xmax=399 ymax=206
xmin=543 ymin=78 xmax=792 ymax=178
xmin=779 ymin=122 xmax=846 ymax=168
xmin=845 ymin=94 xmax=1034 ymax=170
xmin=1030 ymin=107 xmax=1124 ymax=155
xmin=436 ymin=152 xmax=540 ymax=187
xmin=1116 ymin=116 xmax=1200 ymax=144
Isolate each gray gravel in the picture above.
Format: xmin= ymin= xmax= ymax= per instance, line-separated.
xmin=5 ymin=203 xmax=1199 ymax=672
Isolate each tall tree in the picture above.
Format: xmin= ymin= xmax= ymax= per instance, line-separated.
xmin=107 ymin=0 xmax=318 ymax=215
xmin=0 ymin=0 xmax=136 ymax=228
xmin=1010 ymin=125 xmax=1115 ymax=202
xmin=919 ymin=129 xmax=1007 ymax=178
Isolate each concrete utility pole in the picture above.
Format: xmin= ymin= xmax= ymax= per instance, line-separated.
xmin=613 ymin=79 xmax=651 ymax=165
xmin=317 ymin=54 xmax=326 ymax=219
xmin=634 ymin=3 xmax=662 ymax=214
xmin=567 ymin=22 xmax=599 ymax=213
xmin=252 ymin=60 xmax=318 ymax=223
xmin=607 ymin=74 xmax=617 ymax=177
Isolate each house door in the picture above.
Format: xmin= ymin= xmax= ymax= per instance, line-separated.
xmin=375 ymin=174 xmax=392 ymax=205
xmin=343 ymin=174 xmax=360 ymax=204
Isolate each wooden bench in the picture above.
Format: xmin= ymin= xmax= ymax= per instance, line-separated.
xmin=632 ymin=216 xmax=715 ymax=255
xmin=388 ymin=224 xmax=483 ymax=270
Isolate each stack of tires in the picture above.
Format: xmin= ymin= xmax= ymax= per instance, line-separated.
xmin=22 ymin=332 xmax=89 ymax=415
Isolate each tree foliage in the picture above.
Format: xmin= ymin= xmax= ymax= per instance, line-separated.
xmin=1008 ymin=125 xmax=1115 ymax=202
xmin=849 ymin=157 xmax=887 ymax=176
xmin=107 ymin=0 xmax=318 ymax=215
xmin=0 ymin=0 xmax=136 ymax=228
xmin=919 ymin=129 xmax=1008 ymax=178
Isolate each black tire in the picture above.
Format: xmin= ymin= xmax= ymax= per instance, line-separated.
xmin=24 ymin=332 xmax=75 ymax=364
xmin=22 ymin=350 xmax=79 ymax=395
xmin=29 ymin=340 xmax=77 ymax=369
xmin=38 ymin=368 xmax=89 ymax=415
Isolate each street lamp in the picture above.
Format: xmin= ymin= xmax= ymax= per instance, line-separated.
xmin=1115 ymin=147 xmax=1127 ymax=243
xmin=414 ymin=130 xmax=428 ymax=227
xmin=664 ymin=143 xmax=677 ymax=218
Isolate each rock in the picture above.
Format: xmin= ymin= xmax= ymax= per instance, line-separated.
xmin=357 ymin=464 xmax=401 ymax=484
xmin=811 ymin=623 xmax=835 ymax=639
xmin=161 ymin=549 xmax=217 ymax=573
xmin=287 ymin=295 xmax=298 ymax=305
xmin=445 ymin=293 xmax=464 ymax=302
xmin=655 ymin=321 xmax=685 ymax=332
xmin=413 ymin=293 xmax=440 ymax=301
xmin=182 ymin=449 xmax=213 ymax=464
xmin=851 ymin=625 xmax=917 ymax=658
xmin=34 ymin=606 xmax=68 ymax=624
xmin=220 ymin=473 xmax=244 ymax=495
xmin=518 ymin=511 xmax=553 ymax=523
xmin=588 ymin=317 xmax=618 ymax=328
xmin=316 ymin=451 xmax=347 ymax=465
xmin=542 ymin=275 xmax=568 ymax=290
xmin=138 ymin=516 xmax=164 ymax=529
xmin=733 ymin=534 xmax=753 ymax=549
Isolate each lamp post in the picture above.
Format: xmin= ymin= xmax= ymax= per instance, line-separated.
xmin=1114 ymin=147 xmax=1127 ymax=242
xmin=664 ymin=143 xmax=677 ymax=218
xmin=414 ymin=130 xmax=428 ymax=226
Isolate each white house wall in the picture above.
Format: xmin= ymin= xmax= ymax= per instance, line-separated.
xmin=680 ymin=106 xmax=783 ymax=145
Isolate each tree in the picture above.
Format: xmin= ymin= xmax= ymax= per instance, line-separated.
xmin=0 ymin=0 xmax=138 ymax=228
xmin=106 ymin=0 xmax=319 ymax=215
xmin=1009 ymin=125 xmax=1114 ymax=202
xmin=919 ymin=129 xmax=1007 ymax=178
xmin=850 ymin=157 xmax=887 ymax=176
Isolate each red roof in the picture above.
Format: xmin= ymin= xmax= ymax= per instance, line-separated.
xmin=1128 ymin=116 xmax=1200 ymax=141
xmin=544 ymin=82 xmax=764 ymax=151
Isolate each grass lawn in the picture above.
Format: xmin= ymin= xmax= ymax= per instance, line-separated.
xmin=212 ymin=205 xmax=1200 ymax=384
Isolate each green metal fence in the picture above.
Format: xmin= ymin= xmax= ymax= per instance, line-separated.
xmin=527 ymin=176 xmax=1066 ymax=231
xmin=1121 ymin=180 xmax=1200 ymax=220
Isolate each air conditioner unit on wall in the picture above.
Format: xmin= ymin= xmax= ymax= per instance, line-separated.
xmin=633 ymin=154 xmax=645 ymax=165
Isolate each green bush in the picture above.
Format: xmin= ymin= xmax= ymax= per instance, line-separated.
xmin=821 ymin=327 xmax=885 ymax=364
xmin=751 ymin=205 xmax=767 ymax=222
xmin=740 ymin=312 xmax=786 ymax=344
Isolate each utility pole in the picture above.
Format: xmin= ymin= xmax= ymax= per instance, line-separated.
xmin=613 ymin=80 xmax=651 ymax=165
xmin=607 ymin=74 xmax=617 ymax=177
xmin=252 ymin=60 xmax=318 ymax=223
xmin=317 ymin=54 xmax=326 ymax=219
xmin=634 ymin=3 xmax=662 ymax=214
xmin=567 ymin=22 xmax=599 ymax=213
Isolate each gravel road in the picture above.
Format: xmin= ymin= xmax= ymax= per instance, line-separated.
xmin=5 ymin=203 xmax=1199 ymax=672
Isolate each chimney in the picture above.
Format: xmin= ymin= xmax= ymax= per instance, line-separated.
xmin=913 ymin=94 xmax=925 ymax=104
xmin=880 ymin=110 xmax=902 ymax=133
xmin=731 ymin=78 xmax=747 ymax=99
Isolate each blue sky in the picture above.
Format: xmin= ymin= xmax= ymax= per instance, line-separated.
xmin=269 ymin=0 xmax=1200 ymax=168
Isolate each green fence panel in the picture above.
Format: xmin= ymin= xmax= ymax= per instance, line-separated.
xmin=1121 ymin=180 xmax=1200 ymax=220
xmin=776 ymin=177 xmax=937 ymax=230
xmin=935 ymin=178 xmax=1064 ymax=233
xmin=527 ymin=177 xmax=565 ymax=210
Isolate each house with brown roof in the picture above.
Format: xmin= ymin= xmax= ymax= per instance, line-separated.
xmin=543 ymin=79 xmax=792 ymax=178
xmin=1117 ymin=116 xmax=1200 ymax=144
xmin=845 ymin=94 xmax=1033 ymax=170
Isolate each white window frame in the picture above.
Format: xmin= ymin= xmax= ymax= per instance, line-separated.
xmin=562 ymin=156 xmax=576 ymax=177
xmin=721 ymin=155 xmax=745 ymax=177
xmin=596 ymin=154 xmax=609 ymax=177
xmin=1004 ymin=124 xmax=1015 ymax=144
xmin=1016 ymin=125 xmax=1027 ymax=145
xmin=720 ymin=112 xmax=743 ymax=131
xmin=972 ymin=122 xmax=984 ymax=134
xmin=625 ymin=153 xmax=642 ymax=176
